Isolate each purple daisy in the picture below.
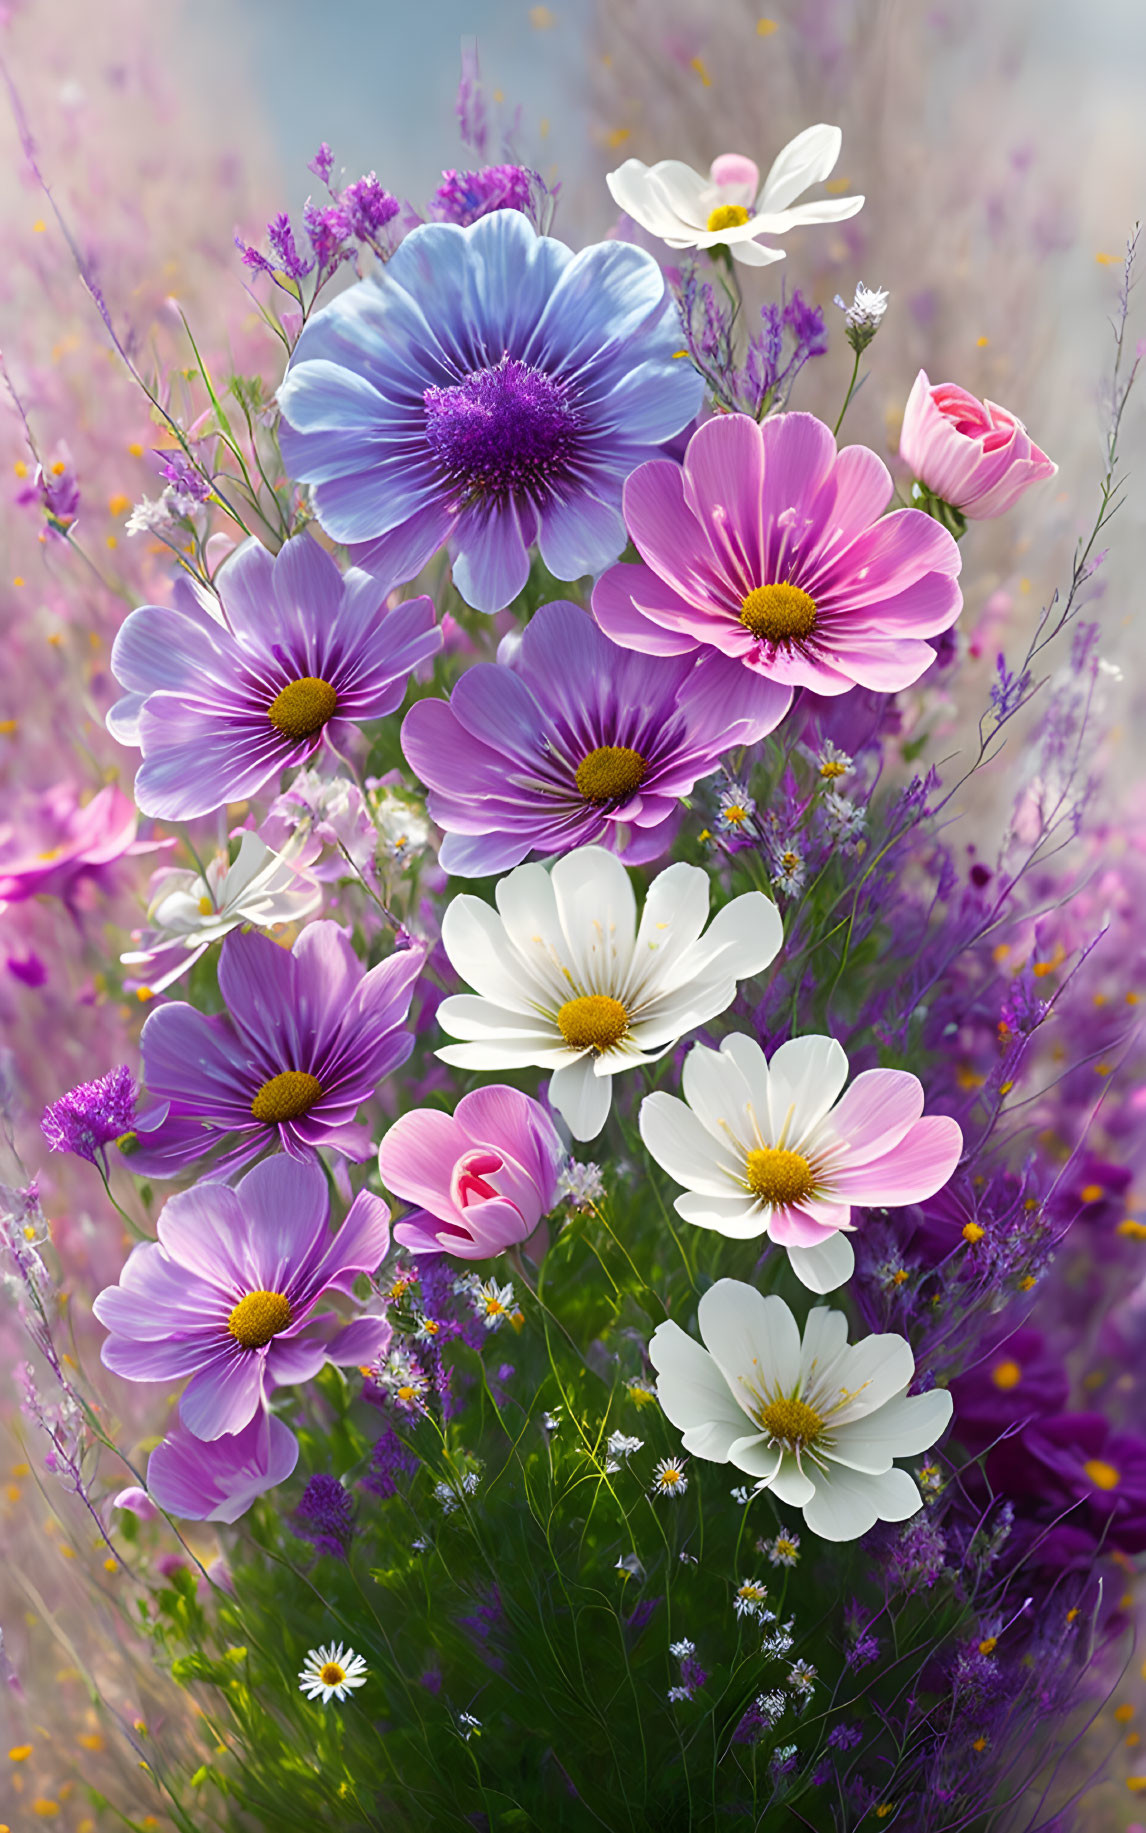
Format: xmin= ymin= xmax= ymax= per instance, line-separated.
xmin=276 ymin=210 xmax=703 ymax=614
xmin=93 ymin=1155 xmax=392 ymax=1440
xmin=401 ymin=599 xmax=789 ymax=875
xmin=128 ymin=921 xmax=423 ymax=1179
xmin=107 ymin=532 xmax=441 ymax=820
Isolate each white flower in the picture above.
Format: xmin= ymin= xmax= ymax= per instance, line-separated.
xmin=606 ymin=1430 xmax=644 ymax=1458
xmin=606 ymin=126 xmax=863 ymax=268
xmin=556 ymin=1160 xmax=606 ymax=1209
xmin=651 ymin=1455 xmax=689 ymax=1498
xmin=839 ymin=282 xmax=889 ymax=333
xmin=373 ymin=1350 xmax=428 ymax=1410
xmin=733 ymin=1577 xmax=770 ymax=1619
xmin=121 ymin=831 xmax=320 ymax=992
xmin=471 ymin=1278 xmax=516 ymax=1330
xmin=639 ymin=1033 xmax=961 ymax=1293
xmin=297 ymin=1642 xmax=368 ymax=1703
xmin=457 ymin=1710 xmax=482 ymax=1739
xmin=436 ymin=845 xmax=782 ymax=1140
xmin=648 ymin=1279 xmax=953 ymax=1542
xmin=763 ymin=1531 xmax=801 ymax=1568
xmin=669 ymin=1639 xmax=695 ymax=1659
xmin=771 ymin=847 xmax=806 ymax=898
xmin=787 ymin=1658 xmax=817 ymax=1695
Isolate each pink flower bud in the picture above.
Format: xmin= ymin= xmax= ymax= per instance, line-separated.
xmin=899 ymin=368 xmax=1057 ymax=519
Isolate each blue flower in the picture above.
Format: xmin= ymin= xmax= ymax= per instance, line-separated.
xmin=277 ymin=210 xmax=703 ymax=613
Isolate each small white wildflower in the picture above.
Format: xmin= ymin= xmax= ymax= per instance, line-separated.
xmin=810 ymin=738 xmax=854 ymax=780
xmin=733 ymin=1578 xmax=770 ymax=1620
xmin=730 ymin=1484 xmax=751 ymax=1505
xmin=297 ymin=1642 xmax=368 ymax=1704
xmin=835 ymin=282 xmax=889 ymax=351
xmin=718 ymin=785 xmax=756 ymax=833
xmin=764 ymin=1531 xmax=801 ymax=1569
xmin=771 ymin=846 xmax=806 ymax=897
xmin=540 ymin=1408 xmax=563 ymax=1434
xmin=822 ymin=788 xmax=866 ymax=844
xmin=615 ymin=1552 xmax=645 ymax=1581
xmin=433 ymin=1480 xmax=459 ymax=1514
xmin=457 ymin=1710 xmax=482 ymax=1739
xmin=787 ymin=1658 xmax=817 ymax=1696
xmin=413 ymin=1313 xmax=445 ymax=1345
xmin=667 ymin=1684 xmax=692 ymax=1703
xmin=678 ymin=1550 xmax=698 ymax=1565
xmin=669 ymin=1639 xmax=695 ymax=1660
xmin=603 ymin=1457 xmax=621 ymax=1473
xmin=761 ymin=1626 xmax=795 ymax=1659
xmin=756 ymin=1688 xmax=787 ymax=1724
xmin=625 ymin=1376 xmax=658 ymax=1410
xmin=606 ymin=1431 xmax=644 ymax=1458
xmin=556 ymin=1159 xmax=606 ymax=1209
xmin=373 ymin=1350 xmax=428 ymax=1411
xmin=472 ymin=1278 xmax=515 ymax=1331
xmin=367 ymin=784 xmax=433 ymax=864
xmin=411 ymin=1536 xmax=429 ymax=1552
xmin=651 ymin=1455 xmax=688 ymax=1499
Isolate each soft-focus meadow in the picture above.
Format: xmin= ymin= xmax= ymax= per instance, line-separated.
xmin=0 ymin=0 xmax=1144 ymax=1826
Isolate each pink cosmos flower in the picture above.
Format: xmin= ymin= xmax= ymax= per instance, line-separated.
xmin=639 ymin=1033 xmax=963 ymax=1292
xmin=145 ymin=1411 xmax=300 ymax=1523
xmin=592 ymin=412 xmax=962 ymax=703
xmin=0 ymin=782 xmax=153 ymax=912
xmin=93 ymin=1155 xmax=392 ymax=1440
xmin=898 ymin=370 xmax=1057 ymax=519
xmin=379 ymin=1085 xmax=564 ymax=1260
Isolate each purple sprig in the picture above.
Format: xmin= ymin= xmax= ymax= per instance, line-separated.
xmin=41 ymin=1066 xmax=136 ymax=1171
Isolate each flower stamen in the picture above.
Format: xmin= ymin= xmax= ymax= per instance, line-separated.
xmin=250 ymin=1069 xmax=324 ymax=1125
xmin=557 ymin=994 xmax=629 ymax=1052
xmin=575 ymin=745 xmax=647 ymax=803
xmin=268 ymin=676 xmax=338 ymax=741
xmin=740 ymin=583 xmax=818 ymax=646
xmin=228 ymin=1289 xmax=293 ymax=1349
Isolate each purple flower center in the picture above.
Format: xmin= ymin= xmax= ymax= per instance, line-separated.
xmin=423 ymin=355 xmax=579 ymax=505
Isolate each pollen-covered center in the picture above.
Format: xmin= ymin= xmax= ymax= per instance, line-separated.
xmin=423 ymin=354 xmax=579 ymax=502
xmin=557 ymin=993 xmax=629 ymax=1052
xmin=227 ymin=1288 xmax=293 ymax=1349
xmin=758 ymin=1395 xmax=824 ymax=1448
xmin=575 ymin=745 xmax=648 ymax=804
xmin=745 ymin=1146 xmax=816 ymax=1207
xmin=1084 ymin=1458 xmax=1120 ymax=1491
xmin=740 ymin=583 xmax=818 ymax=646
xmin=319 ymin=1662 xmax=346 ymax=1685
xmin=707 ymin=203 xmax=751 ymax=233
xmin=250 ymin=1069 xmax=324 ymax=1125
xmin=267 ymin=676 xmax=338 ymax=741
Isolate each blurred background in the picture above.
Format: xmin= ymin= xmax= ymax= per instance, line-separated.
xmin=0 ymin=0 xmax=1143 ymax=1825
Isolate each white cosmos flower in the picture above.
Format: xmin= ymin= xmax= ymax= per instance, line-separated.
xmin=435 ymin=846 xmax=783 ymax=1141
xmin=649 ymin=1279 xmax=953 ymax=1543
xmin=297 ymin=1641 xmax=369 ymax=1703
xmin=606 ymin=126 xmax=864 ymax=268
xmin=121 ymin=831 xmax=321 ymax=992
xmin=639 ymin=1033 xmax=962 ymax=1293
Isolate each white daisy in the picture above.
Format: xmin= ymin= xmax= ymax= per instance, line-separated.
xmin=436 ymin=845 xmax=782 ymax=1141
xmin=639 ymin=1033 xmax=961 ymax=1293
xmin=606 ymin=1431 xmax=644 ymax=1458
xmin=472 ymin=1278 xmax=516 ymax=1331
xmin=651 ymin=1455 xmax=689 ymax=1498
xmin=648 ymin=1279 xmax=953 ymax=1543
xmin=606 ymin=125 xmax=863 ymax=269
xmin=122 ymin=831 xmax=320 ymax=993
xmin=297 ymin=1641 xmax=368 ymax=1704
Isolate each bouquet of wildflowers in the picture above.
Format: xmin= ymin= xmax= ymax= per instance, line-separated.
xmin=6 ymin=35 xmax=1146 ymax=1833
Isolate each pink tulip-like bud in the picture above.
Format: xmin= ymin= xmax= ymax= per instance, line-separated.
xmin=899 ymin=369 xmax=1057 ymax=520
xmin=708 ymin=153 xmax=760 ymax=207
xmin=379 ymin=1085 xmax=564 ymax=1261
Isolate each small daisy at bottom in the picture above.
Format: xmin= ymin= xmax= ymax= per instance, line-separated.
xmin=651 ymin=1455 xmax=688 ymax=1498
xmin=298 ymin=1642 xmax=369 ymax=1704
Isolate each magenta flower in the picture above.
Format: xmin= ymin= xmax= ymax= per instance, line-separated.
xmin=0 ymin=782 xmax=149 ymax=912
xmin=401 ymin=599 xmax=787 ymax=876
xmin=41 ymin=1065 xmax=136 ymax=1169
xmin=93 ymin=1155 xmax=392 ymax=1440
xmin=379 ymin=1085 xmax=564 ymax=1259
xmin=593 ymin=412 xmax=963 ymax=700
xmin=107 ymin=533 xmax=441 ymax=820
xmin=129 ymin=921 xmax=423 ymax=1179
xmin=146 ymin=1410 xmax=300 ymax=1523
xmin=899 ymin=370 xmax=1057 ymax=520
xmin=639 ymin=1033 xmax=963 ymax=1292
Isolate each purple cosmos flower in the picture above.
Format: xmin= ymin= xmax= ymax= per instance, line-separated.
xmin=593 ymin=412 xmax=963 ymax=703
xmin=146 ymin=1410 xmax=300 ymax=1523
xmin=93 ymin=1154 xmax=392 ymax=1440
xmin=986 ymin=1412 xmax=1146 ymax=1564
xmin=41 ymin=1066 xmax=136 ymax=1168
xmin=948 ymin=1328 xmax=1069 ymax=1457
xmin=129 ymin=921 xmax=423 ymax=1180
xmin=0 ymin=782 xmax=149 ymax=912
xmin=107 ymin=533 xmax=441 ymax=821
xmin=401 ymin=599 xmax=789 ymax=875
xmin=276 ymin=210 xmax=703 ymax=613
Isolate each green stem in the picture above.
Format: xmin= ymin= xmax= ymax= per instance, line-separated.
xmin=832 ymin=346 xmax=862 ymax=436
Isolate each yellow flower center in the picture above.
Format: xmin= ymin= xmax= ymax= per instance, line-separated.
xmin=319 ymin=1662 xmax=346 ymax=1686
xmin=819 ymin=759 xmax=848 ymax=779
xmin=575 ymin=744 xmax=648 ymax=803
xmin=1084 ymin=1458 xmax=1120 ymax=1491
xmin=757 ymin=1395 xmax=824 ymax=1449
xmin=267 ymin=676 xmax=338 ymax=741
xmin=250 ymin=1070 xmax=324 ymax=1125
xmin=740 ymin=583 xmax=818 ymax=646
xmin=706 ymin=203 xmax=750 ymax=233
xmin=556 ymin=993 xmax=629 ymax=1052
xmin=745 ymin=1146 xmax=816 ymax=1207
xmin=227 ymin=1289 xmax=293 ymax=1349
xmin=991 ymin=1358 xmax=1022 ymax=1391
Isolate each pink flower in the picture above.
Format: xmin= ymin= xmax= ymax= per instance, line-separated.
xmin=639 ymin=1033 xmax=963 ymax=1292
xmin=898 ymin=370 xmax=1057 ymax=520
xmin=0 ymin=782 xmax=153 ymax=911
xmin=145 ymin=1411 xmax=300 ymax=1523
xmin=378 ymin=1085 xmax=564 ymax=1260
xmin=592 ymin=412 xmax=962 ymax=703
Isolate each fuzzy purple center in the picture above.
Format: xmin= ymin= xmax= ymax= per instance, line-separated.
xmin=423 ymin=355 xmax=578 ymax=503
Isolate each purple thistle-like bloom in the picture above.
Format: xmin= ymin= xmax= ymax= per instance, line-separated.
xmin=293 ymin=1473 xmax=355 ymax=1558
xmin=41 ymin=1066 xmax=136 ymax=1167
xmin=402 ymin=599 xmax=788 ymax=875
xmin=93 ymin=1155 xmax=392 ymax=1441
xmin=146 ymin=1410 xmax=299 ymax=1523
xmin=128 ymin=921 xmax=423 ymax=1180
xmin=267 ymin=211 xmax=314 ymax=280
xmin=428 ymin=164 xmax=537 ymax=227
xmin=277 ymin=211 xmax=703 ymax=613
xmin=107 ymin=533 xmax=441 ymax=821
xmin=342 ymin=173 xmax=400 ymax=242
xmin=362 ymin=1426 xmax=418 ymax=1499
